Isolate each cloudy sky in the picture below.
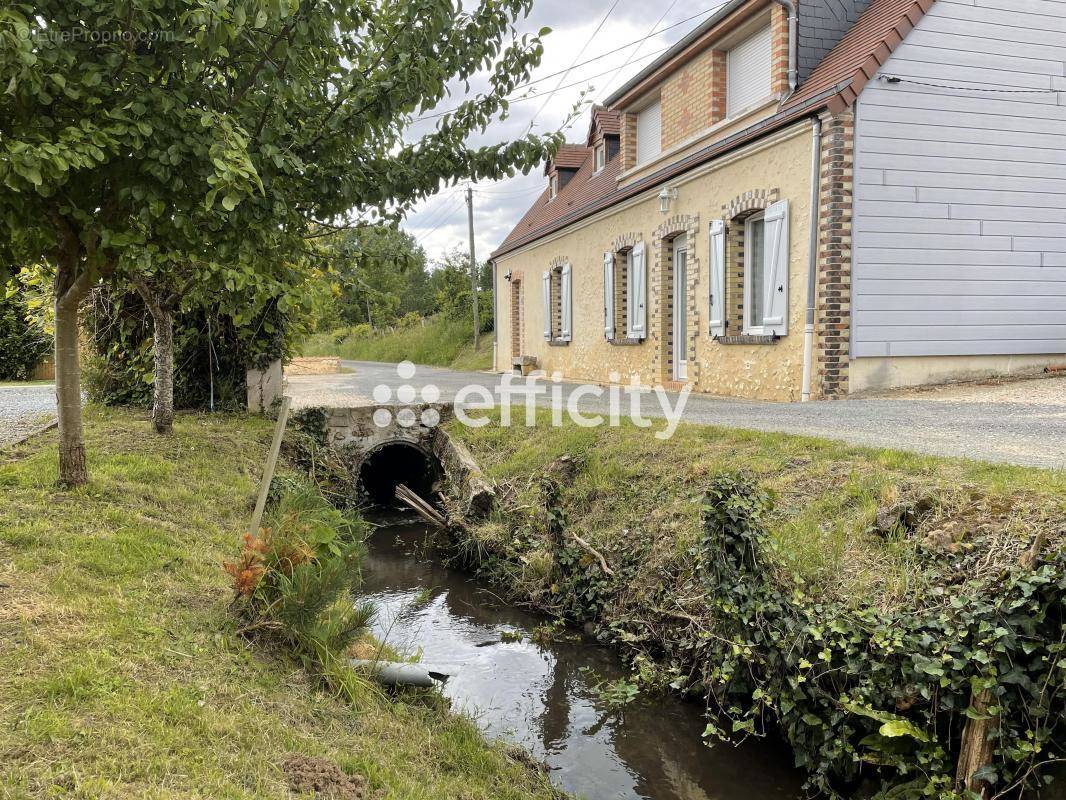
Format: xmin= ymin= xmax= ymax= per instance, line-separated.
xmin=400 ymin=1 xmax=728 ymax=266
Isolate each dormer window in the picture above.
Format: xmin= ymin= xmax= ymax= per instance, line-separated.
xmin=548 ymin=173 xmax=559 ymax=201
xmin=726 ymin=25 xmax=772 ymax=117
xmin=594 ymin=142 xmax=606 ymax=173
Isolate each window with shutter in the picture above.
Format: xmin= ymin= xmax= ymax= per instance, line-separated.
xmin=742 ymin=199 xmax=789 ymax=336
xmin=542 ymin=271 xmax=552 ymax=340
xmin=560 ymin=263 xmax=573 ymax=342
xmin=627 ymin=241 xmax=647 ymax=338
xmin=635 ymin=100 xmax=661 ymax=165
xmin=726 ymin=26 xmax=772 ymax=117
xmin=761 ymin=199 xmax=789 ymax=336
xmin=603 ymin=252 xmax=615 ymax=340
xmin=708 ymin=220 xmax=726 ymax=337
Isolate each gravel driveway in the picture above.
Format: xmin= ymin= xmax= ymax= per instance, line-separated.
xmin=0 ymin=385 xmax=57 ymax=448
xmin=285 ymin=362 xmax=1066 ymax=470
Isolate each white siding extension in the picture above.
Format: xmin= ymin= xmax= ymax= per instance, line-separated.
xmin=852 ymin=0 xmax=1066 ymax=358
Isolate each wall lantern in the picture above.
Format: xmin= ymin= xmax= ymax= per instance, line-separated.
xmin=504 ymin=270 xmax=513 ymax=282
xmin=658 ymin=186 xmax=678 ymax=214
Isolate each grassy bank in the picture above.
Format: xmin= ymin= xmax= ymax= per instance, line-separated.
xmin=0 ymin=408 xmax=558 ymax=799
xmin=301 ymin=316 xmax=493 ymax=371
xmin=452 ymin=414 xmax=1063 ymax=604
xmin=447 ymin=414 xmax=1066 ymax=796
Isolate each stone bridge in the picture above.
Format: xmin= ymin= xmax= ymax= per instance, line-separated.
xmin=296 ymin=402 xmax=494 ymax=514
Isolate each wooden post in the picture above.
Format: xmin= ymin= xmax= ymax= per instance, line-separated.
xmin=956 ymin=688 xmax=995 ymax=799
xmin=249 ymin=396 xmax=291 ymax=537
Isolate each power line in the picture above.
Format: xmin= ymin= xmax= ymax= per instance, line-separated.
xmin=528 ymin=0 xmax=624 ymax=129
xmin=412 ymin=189 xmax=465 ymax=231
xmin=415 ymin=194 xmax=466 ymax=242
xmin=596 ymin=0 xmax=681 ymax=103
xmin=882 ymin=75 xmax=1061 ymax=95
xmin=416 ymin=44 xmax=671 ymax=122
xmin=412 ymin=4 xmax=719 ymax=124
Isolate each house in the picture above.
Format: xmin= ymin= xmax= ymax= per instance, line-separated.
xmin=489 ymin=0 xmax=1066 ymax=400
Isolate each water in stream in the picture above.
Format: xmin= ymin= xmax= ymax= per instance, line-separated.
xmin=360 ymin=517 xmax=804 ymax=800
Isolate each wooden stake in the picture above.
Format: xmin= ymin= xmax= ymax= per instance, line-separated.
xmin=249 ymin=396 xmax=291 ymax=537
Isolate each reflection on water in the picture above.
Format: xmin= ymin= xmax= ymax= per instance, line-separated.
xmin=360 ymin=517 xmax=803 ymax=800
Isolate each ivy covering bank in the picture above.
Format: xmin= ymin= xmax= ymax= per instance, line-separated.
xmin=445 ymin=420 xmax=1065 ymax=799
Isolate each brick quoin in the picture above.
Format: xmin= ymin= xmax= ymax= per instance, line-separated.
xmin=815 ymin=109 xmax=854 ymax=399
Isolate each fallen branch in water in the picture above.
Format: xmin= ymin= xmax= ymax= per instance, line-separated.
xmin=396 ymin=484 xmax=447 ymax=528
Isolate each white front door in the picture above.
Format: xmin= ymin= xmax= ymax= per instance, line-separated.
xmin=673 ymin=244 xmax=688 ymax=381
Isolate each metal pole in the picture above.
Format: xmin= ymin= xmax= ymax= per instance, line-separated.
xmin=466 ymin=186 xmax=480 ymax=351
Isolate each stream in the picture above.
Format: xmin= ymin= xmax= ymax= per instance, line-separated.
xmin=360 ymin=516 xmax=804 ymax=800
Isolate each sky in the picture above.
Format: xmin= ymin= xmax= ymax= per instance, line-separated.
xmin=400 ymin=1 xmax=728 ymax=267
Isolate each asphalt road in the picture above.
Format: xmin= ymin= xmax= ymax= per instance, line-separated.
xmin=285 ymin=361 xmax=1066 ymax=470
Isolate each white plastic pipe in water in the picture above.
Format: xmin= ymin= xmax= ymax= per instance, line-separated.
xmin=350 ymin=659 xmax=450 ymax=688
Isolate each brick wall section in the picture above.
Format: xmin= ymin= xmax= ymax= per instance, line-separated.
xmin=619 ymin=113 xmax=637 ymax=172
xmin=725 ymin=222 xmax=747 ymax=334
xmin=509 ymin=277 xmax=523 ymax=358
xmin=770 ymin=2 xmax=791 ymax=95
xmin=815 ymin=109 xmax=854 ymax=398
xmin=661 ymin=48 xmax=726 ymax=151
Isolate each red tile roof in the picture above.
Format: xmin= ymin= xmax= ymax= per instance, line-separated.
xmin=502 ymin=148 xmax=621 ymax=254
xmin=494 ymin=0 xmax=936 ymax=259
xmin=544 ymin=143 xmax=590 ymax=175
xmin=784 ymin=0 xmax=935 ymax=112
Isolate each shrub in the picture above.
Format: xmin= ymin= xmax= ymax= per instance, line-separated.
xmin=0 ymin=283 xmax=51 ymax=381
xmin=224 ymin=483 xmax=375 ymax=686
xmin=692 ymin=472 xmax=1065 ymax=799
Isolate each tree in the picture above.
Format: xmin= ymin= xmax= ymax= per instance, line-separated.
xmin=314 ymin=225 xmax=428 ymax=329
xmin=1 ymin=1 xmax=560 ymax=484
xmin=429 ymin=246 xmax=493 ymax=332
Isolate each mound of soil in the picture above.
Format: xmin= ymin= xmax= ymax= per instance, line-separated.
xmin=281 ymin=754 xmax=368 ymax=799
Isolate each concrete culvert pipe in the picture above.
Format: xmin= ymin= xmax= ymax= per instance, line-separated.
xmin=358 ymin=441 xmax=437 ymax=507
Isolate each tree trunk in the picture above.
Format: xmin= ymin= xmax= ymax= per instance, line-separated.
xmin=54 ymin=279 xmax=87 ymax=487
xmin=149 ymin=304 xmax=174 ymax=434
xmin=133 ymin=280 xmax=175 ymax=435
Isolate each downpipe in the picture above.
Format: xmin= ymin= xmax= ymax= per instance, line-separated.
xmin=801 ymin=117 xmax=822 ymax=402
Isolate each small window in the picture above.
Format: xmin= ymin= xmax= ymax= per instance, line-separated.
xmin=548 ymin=173 xmax=559 ymax=200
xmin=635 ymin=99 xmax=661 ymax=165
xmin=744 ymin=213 xmax=768 ymax=333
xmin=727 ymin=26 xmax=772 ymax=117
xmin=594 ymin=143 xmax=606 ymax=172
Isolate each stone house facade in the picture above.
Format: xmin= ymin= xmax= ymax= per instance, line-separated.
xmin=490 ymin=0 xmax=1066 ymax=400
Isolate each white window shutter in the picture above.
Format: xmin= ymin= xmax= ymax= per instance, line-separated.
xmin=560 ymin=263 xmax=573 ymax=342
xmin=727 ymin=26 xmax=772 ymax=116
xmin=542 ymin=270 xmax=552 ymax=340
xmin=635 ymin=100 xmax=661 ymax=165
xmin=762 ymin=199 xmax=790 ymax=336
xmin=708 ymin=219 xmax=726 ymax=337
xmin=603 ymin=252 xmax=615 ymax=340
xmin=629 ymin=241 xmax=647 ymax=338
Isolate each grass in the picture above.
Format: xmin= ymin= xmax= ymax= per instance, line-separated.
xmin=301 ymin=316 xmax=493 ymax=371
xmin=450 ymin=411 xmax=1065 ymax=607
xmin=0 ymin=407 xmax=559 ymax=800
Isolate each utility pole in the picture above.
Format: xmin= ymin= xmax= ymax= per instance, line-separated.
xmin=466 ymin=186 xmax=480 ymax=350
